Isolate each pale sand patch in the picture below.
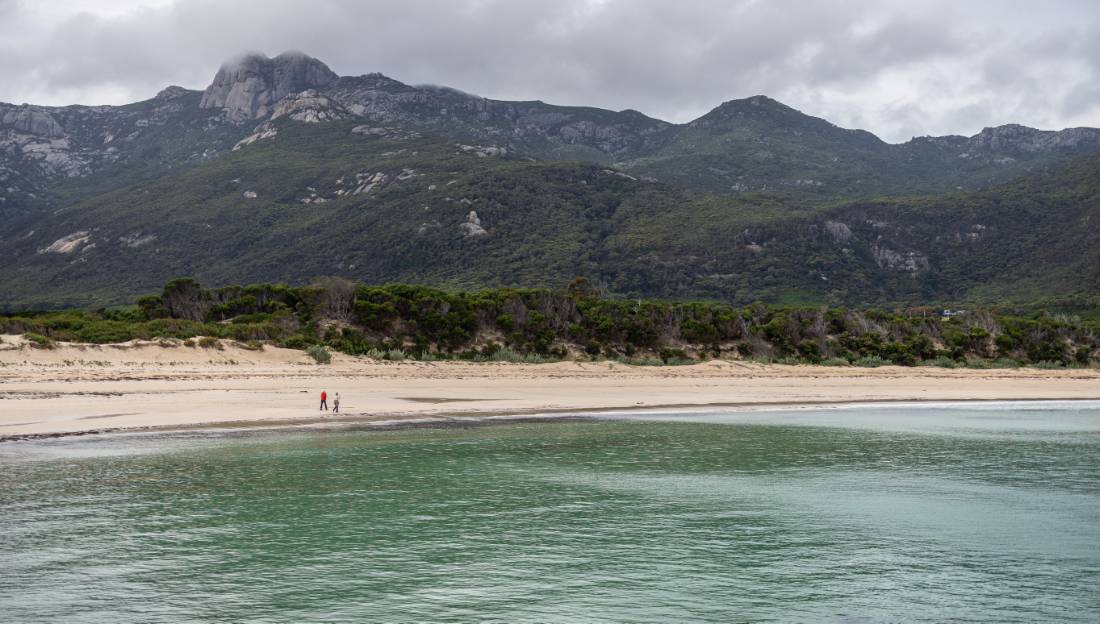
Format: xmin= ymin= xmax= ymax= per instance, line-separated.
xmin=2 ymin=335 xmax=1099 ymax=438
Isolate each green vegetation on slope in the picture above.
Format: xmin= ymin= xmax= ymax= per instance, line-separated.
xmin=2 ymin=117 xmax=1099 ymax=311
xmin=619 ymin=97 xmax=1100 ymax=197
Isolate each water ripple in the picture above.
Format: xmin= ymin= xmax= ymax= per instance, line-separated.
xmin=2 ymin=405 xmax=1099 ymax=622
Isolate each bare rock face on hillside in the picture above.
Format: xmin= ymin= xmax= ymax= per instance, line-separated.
xmin=824 ymin=221 xmax=852 ymax=243
xmin=1 ymin=107 xmax=66 ymax=138
xmin=460 ymin=211 xmax=487 ymax=236
xmin=0 ymin=105 xmax=96 ymax=179
xmin=200 ymin=52 xmax=339 ymax=121
xmin=965 ymin=124 xmax=1100 ymax=156
xmin=871 ymin=245 xmax=930 ymax=274
xmin=271 ymin=90 xmax=349 ymax=123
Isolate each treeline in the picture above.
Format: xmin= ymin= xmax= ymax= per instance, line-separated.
xmin=2 ymin=277 xmax=1099 ymax=368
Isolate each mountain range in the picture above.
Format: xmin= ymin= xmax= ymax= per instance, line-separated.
xmin=2 ymin=51 xmax=1099 ymax=310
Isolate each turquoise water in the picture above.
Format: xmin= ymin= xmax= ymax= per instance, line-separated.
xmin=2 ymin=402 xmax=1099 ymax=622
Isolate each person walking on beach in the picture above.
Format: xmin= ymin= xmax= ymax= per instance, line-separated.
xmin=320 ymin=390 xmax=328 ymax=411
xmin=333 ymin=393 xmax=340 ymax=414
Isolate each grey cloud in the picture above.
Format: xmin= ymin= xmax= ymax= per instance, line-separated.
xmin=0 ymin=0 xmax=1097 ymax=142
xmin=941 ymin=103 xmax=997 ymax=137
xmin=1062 ymin=82 xmax=1100 ymax=119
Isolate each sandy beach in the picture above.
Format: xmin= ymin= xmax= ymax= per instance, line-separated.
xmin=2 ymin=334 xmax=1099 ymax=439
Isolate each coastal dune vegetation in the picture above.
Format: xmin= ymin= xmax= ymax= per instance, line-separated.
xmin=2 ymin=277 xmax=1097 ymax=369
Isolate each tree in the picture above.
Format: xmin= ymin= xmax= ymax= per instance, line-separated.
xmin=565 ymin=277 xmax=605 ymax=300
xmin=160 ymin=278 xmax=211 ymax=322
xmin=310 ymin=276 xmax=359 ymax=322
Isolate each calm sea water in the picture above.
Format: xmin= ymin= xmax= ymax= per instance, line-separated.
xmin=2 ymin=402 xmax=1099 ymax=623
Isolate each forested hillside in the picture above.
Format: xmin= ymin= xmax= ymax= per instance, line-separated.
xmin=2 ymin=115 xmax=1098 ymax=310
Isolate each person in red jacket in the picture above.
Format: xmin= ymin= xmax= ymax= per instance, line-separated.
xmin=320 ymin=390 xmax=328 ymax=411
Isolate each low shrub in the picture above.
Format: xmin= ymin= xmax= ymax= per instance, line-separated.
xmin=24 ymin=332 xmax=55 ymax=349
xmin=197 ymin=337 xmax=222 ymax=350
xmin=963 ymin=358 xmax=994 ymax=369
xmin=659 ymin=347 xmax=691 ymax=363
xmin=483 ymin=347 xmax=547 ymax=363
xmin=141 ymin=318 xmax=210 ymax=340
xmin=852 ymin=355 xmax=893 ymax=367
xmin=921 ymin=356 xmax=959 ymax=368
xmin=1032 ymin=360 xmax=1065 ymax=369
xmin=307 ymin=344 xmax=332 ymax=364
xmin=820 ymin=357 xmax=850 ymax=366
xmin=75 ymin=320 xmax=135 ymax=344
xmin=485 ymin=346 xmax=520 ymax=362
xmin=279 ymin=334 xmax=314 ymax=350
xmin=614 ymin=356 xmax=665 ymax=366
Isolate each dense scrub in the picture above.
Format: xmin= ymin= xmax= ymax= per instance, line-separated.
xmin=2 ymin=278 xmax=1098 ymax=368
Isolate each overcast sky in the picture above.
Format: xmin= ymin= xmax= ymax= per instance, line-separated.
xmin=1 ymin=0 xmax=1097 ymax=142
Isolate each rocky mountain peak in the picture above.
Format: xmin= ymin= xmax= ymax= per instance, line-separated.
xmin=686 ymin=95 xmax=885 ymax=148
xmin=154 ymin=85 xmax=191 ymax=101
xmin=718 ymin=95 xmax=788 ymax=112
xmin=691 ymin=95 xmax=836 ymax=133
xmin=199 ymin=51 xmax=339 ymax=121
xmin=692 ymin=95 xmax=803 ymax=126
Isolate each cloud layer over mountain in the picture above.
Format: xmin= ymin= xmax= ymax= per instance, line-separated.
xmin=1 ymin=0 xmax=1098 ymax=142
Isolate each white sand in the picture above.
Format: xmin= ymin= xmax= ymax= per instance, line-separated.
xmin=2 ymin=334 xmax=1099 ymax=438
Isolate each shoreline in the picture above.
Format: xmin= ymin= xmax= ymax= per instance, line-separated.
xmin=3 ymin=335 xmax=1100 ymax=441
xmin=5 ymin=396 xmax=1100 ymax=444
